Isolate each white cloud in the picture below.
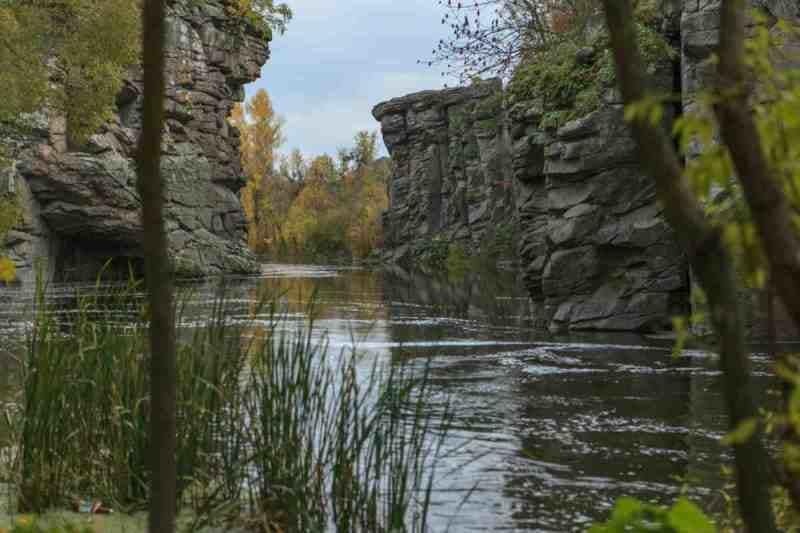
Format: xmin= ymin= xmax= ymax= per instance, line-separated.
xmin=245 ymin=0 xmax=460 ymax=157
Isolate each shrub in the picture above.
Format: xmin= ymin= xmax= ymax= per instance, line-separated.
xmin=508 ymin=6 xmax=675 ymax=129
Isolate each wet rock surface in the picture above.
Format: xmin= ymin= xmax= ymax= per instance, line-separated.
xmin=2 ymin=0 xmax=268 ymax=281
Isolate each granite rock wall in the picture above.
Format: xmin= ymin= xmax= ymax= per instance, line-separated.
xmin=375 ymin=0 xmax=800 ymax=333
xmin=372 ymin=79 xmax=515 ymax=264
xmin=510 ymin=102 xmax=689 ymax=331
xmin=375 ymin=77 xmax=690 ymax=332
xmin=1 ymin=0 xmax=268 ymax=282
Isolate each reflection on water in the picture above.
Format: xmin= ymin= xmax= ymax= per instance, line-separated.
xmin=0 ymin=264 xmax=777 ymax=531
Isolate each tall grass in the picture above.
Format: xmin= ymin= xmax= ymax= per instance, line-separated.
xmin=0 ymin=279 xmax=451 ymax=532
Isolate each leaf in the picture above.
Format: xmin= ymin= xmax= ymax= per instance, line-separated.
xmin=667 ymin=498 xmax=716 ymax=533
xmin=722 ymin=417 xmax=759 ymax=446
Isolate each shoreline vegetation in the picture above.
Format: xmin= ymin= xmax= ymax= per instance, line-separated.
xmin=0 ymin=278 xmax=454 ymax=532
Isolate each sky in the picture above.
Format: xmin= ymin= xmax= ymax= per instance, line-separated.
xmin=244 ymin=0 xmax=458 ymax=159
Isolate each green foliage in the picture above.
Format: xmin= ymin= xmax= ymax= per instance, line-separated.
xmin=0 ymin=0 xmax=140 ymax=146
xmin=0 ymin=190 xmax=22 ymax=284
xmin=0 ymin=194 xmax=21 ymax=243
xmin=227 ymin=0 xmax=292 ymax=38
xmin=445 ymin=244 xmax=470 ymax=279
xmin=508 ymin=8 xmax=674 ymax=129
xmin=591 ymin=497 xmax=715 ymax=533
xmin=670 ymin=12 xmax=800 ymax=289
xmin=418 ymin=237 xmax=450 ymax=271
xmin=601 ymin=11 xmax=800 ymax=531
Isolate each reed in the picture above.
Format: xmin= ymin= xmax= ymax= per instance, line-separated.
xmin=2 ymin=279 xmax=451 ymax=532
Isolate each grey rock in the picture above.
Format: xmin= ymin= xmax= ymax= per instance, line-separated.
xmin=3 ymin=0 xmax=268 ymax=281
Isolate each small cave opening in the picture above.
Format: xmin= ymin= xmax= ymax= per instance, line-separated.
xmin=54 ymin=239 xmax=145 ymax=283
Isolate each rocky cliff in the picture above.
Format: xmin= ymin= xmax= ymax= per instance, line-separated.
xmin=374 ymin=0 xmax=799 ymax=333
xmin=372 ymin=79 xmax=515 ymax=265
xmin=1 ymin=0 xmax=268 ymax=282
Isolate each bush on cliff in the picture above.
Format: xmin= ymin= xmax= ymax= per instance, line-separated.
xmin=508 ymin=2 xmax=674 ymax=129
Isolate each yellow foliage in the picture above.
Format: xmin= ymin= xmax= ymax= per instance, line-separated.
xmin=0 ymin=256 xmax=16 ymax=283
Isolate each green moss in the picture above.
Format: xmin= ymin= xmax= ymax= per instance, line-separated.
xmin=475 ymin=117 xmax=499 ymax=134
xmin=508 ymin=18 xmax=675 ymax=129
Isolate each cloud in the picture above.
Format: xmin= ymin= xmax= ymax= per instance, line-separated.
xmin=245 ymin=0 xmax=459 ymax=157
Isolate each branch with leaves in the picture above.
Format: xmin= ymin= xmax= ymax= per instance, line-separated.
xmin=600 ymin=0 xmax=779 ymax=530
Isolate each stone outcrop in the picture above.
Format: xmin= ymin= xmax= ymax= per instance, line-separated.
xmin=374 ymin=78 xmax=689 ymax=332
xmin=1 ymin=0 xmax=268 ymax=282
xmin=510 ymin=102 xmax=689 ymax=331
xmin=372 ymin=79 xmax=514 ymax=264
xmin=680 ymin=0 xmax=800 ymax=337
xmin=374 ymin=0 xmax=799 ymax=333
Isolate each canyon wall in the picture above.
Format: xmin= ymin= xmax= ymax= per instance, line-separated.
xmin=374 ymin=0 xmax=799 ymax=333
xmin=372 ymin=79 xmax=515 ymax=265
xmin=1 ymin=0 xmax=268 ymax=282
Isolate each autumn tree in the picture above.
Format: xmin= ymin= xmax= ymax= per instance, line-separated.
xmin=351 ymin=131 xmax=378 ymax=172
xmin=232 ymin=89 xmax=285 ymax=252
xmin=307 ymin=154 xmax=337 ymax=182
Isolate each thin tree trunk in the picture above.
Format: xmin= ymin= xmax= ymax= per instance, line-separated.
xmin=714 ymin=0 xmax=800 ymax=512
xmin=600 ymin=1 xmax=776 ymax=530
xmin=137 ymin=1 xmax=177 ymax=532
xmin=714 ymin=0 xmax=800 ymax=328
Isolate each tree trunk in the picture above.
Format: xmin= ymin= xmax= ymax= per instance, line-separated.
xmin=714 ymin=0 xmax=800 ymax=329
xmin=600 ymin=1 xmax=777 ymax=530
xmin=137 ymin=1 xmax=177 ymax=532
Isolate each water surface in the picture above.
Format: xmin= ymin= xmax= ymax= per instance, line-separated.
xmin=0 ymin=264 xmax=778 ymax=531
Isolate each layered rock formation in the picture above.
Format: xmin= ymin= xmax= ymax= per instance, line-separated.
xmin=510 ymin=103 xmax=689 ymax=331
xmin=375 ymin=80 xmax=689 ymax=332
xmin=374 ymin=0 xmax=799 ymax=332
xmin=372 ymin=79 xmax=514 ymax=264
xmin=681 ymin=0 xmax=800 ymax=337
xmin=1 ymin=0 xmax=268 ymax=282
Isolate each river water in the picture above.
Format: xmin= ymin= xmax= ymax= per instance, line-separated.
xmin=0 ymin=263 xmax=779 ymax=531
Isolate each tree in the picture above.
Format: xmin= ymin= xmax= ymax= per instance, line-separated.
xmin=307 ymin=154 xmax=337 ymax=182
xmin=288 ymin=148 xmax=307 ymax=183
xmin=599 ymin=0 xmax=800 ymax=530
xmin=233 ymin=0 xmax=292 ymax=35
xmin=232 ymin=89 xmax=285 ymax=252
xmin=136 ymin=0 xmax=176 ymax=532
xmin=0 ymin=0 xmax=140 ymax=145
xmin=428 ymin=0 xmax=594 ymax=81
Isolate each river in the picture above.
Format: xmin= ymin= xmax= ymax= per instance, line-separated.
xmin=0 ymin=263 xmax=779 ymax=531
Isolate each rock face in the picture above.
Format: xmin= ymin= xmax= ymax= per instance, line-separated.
xmin=372 ymin=79 xmax=515 ymax=264
xmin=375 ymin=1 xmax=799 ymax=333
xmin=680 ymin=0 xmax=800 ymax=337
xmin=509 ymin=93 xmax=689 ymax=331
xmin=2 ymin=0 xmax=268 ymax=282
xmin=375 ymin=83 xmax=689 ymax=332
